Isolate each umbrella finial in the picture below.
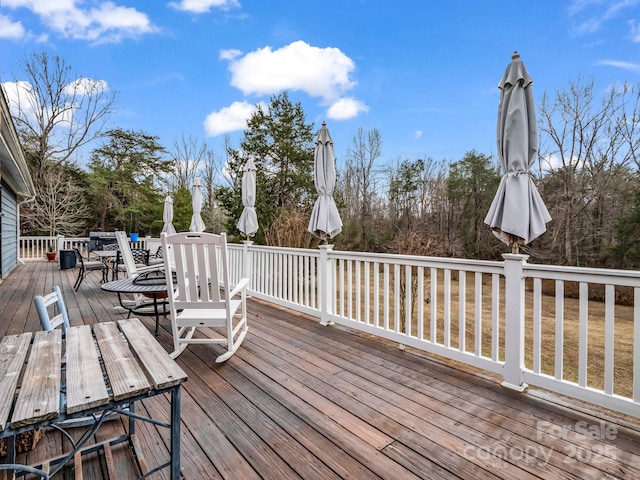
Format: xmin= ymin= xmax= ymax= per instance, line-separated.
xmin=512 ymin=51 xmax=520 ymax=60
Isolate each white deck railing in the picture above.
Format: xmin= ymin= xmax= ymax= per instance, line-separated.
xmin=20 ymin=236 xmax=640 ymax=418
xmin=19 ymin=235 xmax=151 ymax=261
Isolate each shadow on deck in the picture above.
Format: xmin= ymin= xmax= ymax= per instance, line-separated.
xmin=1 ymin=261 xmax=639 ymax=479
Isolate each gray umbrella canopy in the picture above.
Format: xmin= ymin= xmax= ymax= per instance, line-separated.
xmin=308 ymin=121 xmax=342 ymax=240
xmin=485 ymin=52 xmax=551 ymax=253
xmin=190 ymin=176 xmax=206 ymax=233
xmin=162 ymin=195 xmax=177 ymax=235
xmin=237 ymin=157 xmax=259 ymax=237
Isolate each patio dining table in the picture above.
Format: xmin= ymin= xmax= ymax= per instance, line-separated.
xmin=92 ymin=249 xmax=119 ymax=279
xmin=0 ymin=317 xmax=187 ymax=479
xmin=101 ymin=271 xmax=172 ymax=336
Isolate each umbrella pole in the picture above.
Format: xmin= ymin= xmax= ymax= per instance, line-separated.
xmin=511 ymin=236 xmax=520 ymax=254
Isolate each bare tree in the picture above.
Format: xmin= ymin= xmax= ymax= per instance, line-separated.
xmin=8 ymin=51 xmax=115 ymax=172
xmin=21 ymin=163 xmax=91 ymax=236
xmin=342 ymin=127 xmax=383 ymax=250
xmin=619 ymin=82 xmax=640 ymax=170
xmin=6 ymin=51 xmax=115 ymax=236
xmin=169 ymin=134 xmax=207 ymax=190
xmin=538 ymin=77 xmax=634 ymax=265
xmin=201 ymin=139 xmax=227 ymax=233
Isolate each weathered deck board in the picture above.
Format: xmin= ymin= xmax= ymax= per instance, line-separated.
xmin=11 ymin=330 xmax=62 ymax=428
xmin=1 ymin=261 xmax=640 ymax=479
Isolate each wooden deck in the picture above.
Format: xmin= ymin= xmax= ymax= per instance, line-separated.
xmin=1 ymin=260 xmax=640 ymax=479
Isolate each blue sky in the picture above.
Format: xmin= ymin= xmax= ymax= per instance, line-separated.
xmin=0 ymin=0 xmax=639 ymax=168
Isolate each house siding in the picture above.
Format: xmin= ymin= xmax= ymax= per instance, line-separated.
xmin=0 ymin=180 xmax=18 ymax=279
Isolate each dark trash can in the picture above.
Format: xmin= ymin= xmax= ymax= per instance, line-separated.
xmin=59 ymin=250 xmax=76 ymax=270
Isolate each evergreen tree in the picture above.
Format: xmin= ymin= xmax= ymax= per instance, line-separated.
xmin=447 ymin=151 xmax=502 ymax=259
xmin=86 ymin=128 xmax=171 ymax=234
xmin=217 ymin=91 xmax=315 ymax=244
xmin=613 ymin=179 xmax=640 ymax=267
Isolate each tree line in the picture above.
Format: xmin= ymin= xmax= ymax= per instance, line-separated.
xmin=9 ymin=52 xmax=640 ymax=269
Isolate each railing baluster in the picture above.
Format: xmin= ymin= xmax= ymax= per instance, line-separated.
xmin=604 ymin=284 xmax=615 ymax=395
xmin=459 ymin=270 xmax=466 ymax=352
xmin=474 ymin=272 xmax=482 ymax=357
xmin=430 ymin=267 xmax=437 ymax=343
xmin=533 ymin=278 xmax=542 ymax=373
xmin=393 ymin=264 xmax=400 ymax=334
xmin=491 ymin=273 xmax=500 ymax=363
xmin=417 ymin=267 xmax=424 ymax=340
xmin=405 ymin=265 xmax=412 ymax=336
xmin=356 ymin=260 xmax=362 ymax=323
xmin=444 ymin=269 xmax=451 ymax=347
xmin=383 ymin=263 xmax=390 ymax=331
xmin=578 ymin=282 xmax=589 ymax=387
xmin=555 ymin=280 xmax=564 ymax=381
xmin=338 ymin=259 xmax=344 ymax=317
xmin=364 ymin=261 xmax=370 ymax=325
xmin=373 ymin=262 xmax=380 ymax=328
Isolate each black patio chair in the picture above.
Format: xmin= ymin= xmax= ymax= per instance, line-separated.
xmin=112 ymin=248 xmax=150 ymax=280
xmin=73 ymin=248 xmax=108 ymax=291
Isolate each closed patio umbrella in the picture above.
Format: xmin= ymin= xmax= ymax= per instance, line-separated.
xmin=162 ymin=195 xmax=177 ymax=235
xmin=190 ymin=177 xmax=206 ymax=233
xmin=485 ymin=52 xmax=551 ymax=253
xmin=237 ymin=157 xmax=258 ymax=237
xmin=308 ymin=122 xmax=342 ymax=241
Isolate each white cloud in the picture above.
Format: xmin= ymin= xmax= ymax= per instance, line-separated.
xmin=415 ymin=130 xmax=423 ymax=139
xmin=568 ymin=0 xmax=600 ymax=16
xmin=568 ymin=0 xmax=640 ymax=36
xmin=0 ymin=14 xmax=25 ymax=39
xmin=225 ymin=40 xmax=357 ymax=102
xmin=221 ymin=40 xmax=367 ymax=121
xmin=2 ymin=0 xmax=156 ymax=44
xmin=326 ymin=97 xmax=368 ymax=120
xmin=3 ymin=80 xmax=35 ymax=113
xmin=597 ymin=59 xmax=640 ymax=72
xmin=219 ymin=48 xmax=242 ymax=61
xmin=168 ymin=0 xmax=240 ymax=14
xmin=2 ymin=80 xmax=54 ymax=127
xmin=630 ymin=19 xmax=640 ymax=41
xmin=204 ymin=100 xmax=265 ymax=136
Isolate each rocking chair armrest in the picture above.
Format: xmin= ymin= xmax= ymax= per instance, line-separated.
xmin=229 ymin=277 xmax=250 ymax=298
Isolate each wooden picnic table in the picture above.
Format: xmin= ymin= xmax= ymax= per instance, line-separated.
xmin=0 ymin=317 xmax=187 ymax=479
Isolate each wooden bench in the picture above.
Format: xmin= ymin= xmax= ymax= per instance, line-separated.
xmin=0 ymin=318 xmax=187 ymax=479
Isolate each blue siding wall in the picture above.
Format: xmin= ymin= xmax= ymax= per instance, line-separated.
xmin=1 ymin=180 xmax=18 ymax=279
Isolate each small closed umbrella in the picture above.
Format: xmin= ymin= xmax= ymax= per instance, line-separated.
xmin=190 ymin=176 xmax=206 ymax=233
xmin=308 ymin=121 xmax=342 ymax=241
xmin=485 ymin=52 xmax=551 ymax=253
xmin=237 ymin=157 xmax=258 ymax=237
xmin=162 ymin=195 xmax=177 ymax=235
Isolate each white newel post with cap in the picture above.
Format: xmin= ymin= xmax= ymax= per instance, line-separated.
xmin=318 ymin=243 xmax=335 ymax=326
xmin=502 ymin=253 xmax=529 ymax=392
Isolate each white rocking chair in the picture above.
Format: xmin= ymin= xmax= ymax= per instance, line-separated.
xmin=113 ymin=230 xmax=164 ymax=314
xmin=161 ymin=231 xmax=249 ymax=362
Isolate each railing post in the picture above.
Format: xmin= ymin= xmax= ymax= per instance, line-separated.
xmin=318 ymin=244 xmax=334 ymax=326
xmin=502 ymin=253 xmax=529 ymax=392
xmin=242 ymin=240 xmax=253 ymax=290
